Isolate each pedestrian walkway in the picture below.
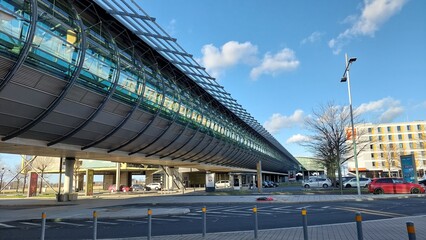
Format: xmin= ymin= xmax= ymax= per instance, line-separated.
xmin=0 ymin=193 xmax=425 ymax=239
xmin=106 ymin=215 xmax=425 ymax=240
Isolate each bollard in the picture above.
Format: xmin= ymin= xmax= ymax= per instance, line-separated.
xmin=253 ymin=205 xmax=258 ymax=239
xmin=355 ymin=212 xmax=363 ymax=240
xmin=41 ymin=212 xmax=46 ymax=240
xmin=301 ymin=208 xmax=308 ymax=240
xmin=202 ymin=206 xmax=207 ymax=237
xmin=147 ymin=209 xmax=152 ymax=240
xmin=93 ymin=211 xmax=98 ymax=240
xmin=406 ymin=222 xmax=416 ymax=240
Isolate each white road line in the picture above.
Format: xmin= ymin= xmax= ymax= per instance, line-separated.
xmin=152 ymin=218 xmax=180 ymax=222
xmin=20 ymin=222 xmax=41 ymax=226
xmin=322 ymin=206 xmax=330 ymax=209
xmin=296 ymin=206 xmax=311 ymax=210
xmin=0 ymin=223 xmax=15 ymax=228
xmin=86 ymin=221 xmax=118 ymax=225
xmin=116 ymin=219 xmax=147 ymax=224
xmin=272 ymin=206 xmax=291 ymax=210
xmin=175 ymin=216 xmax=202 ymax=220
xmin=56 ymin=222 xmax=85 ymax=227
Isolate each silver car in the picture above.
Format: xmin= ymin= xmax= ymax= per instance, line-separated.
xmin=303 ymin=178 xmax=332 ymax=188
xmin=343 ymin=178 xmax=371 ymax=188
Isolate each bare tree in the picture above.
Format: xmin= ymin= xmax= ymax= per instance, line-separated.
xmin=20 ymin=155 xmax=33 ymax=194
xmin=0 ymin=161 xmax=6 ymax=193
xmin=12 ymin=164 xmax=24 ymax=192
xmin=379 ymin=143 xmax=402 ymax=177
xmin=33 ymin=157 xmax=54 ymax=194
xmin=302 ymin=103 xmax=367 ymax=187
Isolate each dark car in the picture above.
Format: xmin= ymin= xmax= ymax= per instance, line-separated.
xmin=368 ymin=178 xmax=425 ymax=194
xmin=419 ymin=179 xmax=426 ymax=189
xmin=131 ymin=184 xmax=145 ymax=192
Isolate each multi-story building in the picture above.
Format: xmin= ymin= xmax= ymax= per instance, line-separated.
xmin=347 ymin=121 xmax=426 ymax=178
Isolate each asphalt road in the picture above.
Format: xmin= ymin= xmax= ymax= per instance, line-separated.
xmin=1 ymin=198 xmax=425 ymax=239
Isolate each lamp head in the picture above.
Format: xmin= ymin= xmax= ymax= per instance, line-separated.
xmin=341 ymin=77 xmax=347 ymax=82
xmin=348 ymin=57 xmax=357 ymax=63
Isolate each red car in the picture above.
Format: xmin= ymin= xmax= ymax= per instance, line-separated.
xmin=108 ymin=184 xmax=131 ymax=193
xmin=368 ymin=178 xmax=425 ymax=194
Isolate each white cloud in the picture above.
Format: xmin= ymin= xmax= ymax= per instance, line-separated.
xmin=250 ymin=48 xmax=300 ymax=80
xmin=355 ymin=97 xmax=404 ymax=122
xmin=263 ymin=110 xmax=305 ymax=134
xmin=166 ymin=19 xmax=177 ymax=36
xmin=379 ymin=106 xmax=404 ymax=122
xmin=199 ymin=41 xmax=258 ymax=78
xmin=329 ymin=0 xmax=407 ymax=54
xmin=286 ymin=134 xmax=311 ymax=144
xmin=301 ymin=31 xmax=324 ymax=44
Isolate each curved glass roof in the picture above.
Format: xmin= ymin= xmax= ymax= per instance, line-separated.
xmin=93 ymin=0 xmax=295 ymax=161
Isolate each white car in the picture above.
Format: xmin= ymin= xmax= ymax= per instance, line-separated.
xmin=303 ymin=178 xmax=332 ymax=188
xmin=145 ymin=182 xmax=162 ymax=191
xmin=215 ymin=180 xmax=231 ymax=188
xmin=343 ymin=178 xmax=371 ymax=188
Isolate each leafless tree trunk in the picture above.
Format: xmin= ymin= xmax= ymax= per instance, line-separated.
xmin=302 ymin=102 xmax=367 ymax=188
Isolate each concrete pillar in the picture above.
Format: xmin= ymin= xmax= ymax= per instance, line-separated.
xmin=257 ymin=161 xmax=262 ymax=193
xmin=64 ymin=157 xmax=75 ymax=194
xmin=115 ymin=162 xmax=121 ymax=191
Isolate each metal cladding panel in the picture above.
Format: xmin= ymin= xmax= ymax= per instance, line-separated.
xmin=0 ymin=112 xmax=30 ymax=132
xmin=169 ymin=132 xmax=204 ymax=158
xmin=0 ymin=83 xmax=56 ymax=111
xmin=0 ymin=97 xmax=44 ymax=121
xmin=0 ymin=56 xmax=14 ymax=79
xmin=52 ymin=99 xmax=96 ymax=120
xmin=10 ymin=66 xmax=44 ymax=88
xmin=21 ymin=130 xmax=60 ymax=142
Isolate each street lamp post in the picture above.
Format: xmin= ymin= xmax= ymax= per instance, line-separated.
xmin=341 ymin=53 xmax=361 ymax=196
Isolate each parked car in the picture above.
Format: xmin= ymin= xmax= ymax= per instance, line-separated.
xmin=303 ymin=178 xmax=332 ymax=188
xmin=215 ymin=180 xmax=231 ymax=188
xmin=343 ymin=178 xmax=371 ymax=188
xmin=108 ymin=184 xmax=131 ymax=193
xmin=419 ymin=179 xmax=426 ymax=189
xmin=145 ymin=182 xmax=162 ymax=191
xmin=336 ymin=177 xmax=355 ymax=187
xmin=368 ymin=178 xmax=425 ymax=194
xmin=131 ymin=184 xmax=145 ymax=192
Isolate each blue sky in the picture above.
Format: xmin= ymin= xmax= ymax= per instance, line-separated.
xmin=1 ymin=0 xmax=426 ymax=170
xmin=136 ymin=0 xmax=426 ymax=157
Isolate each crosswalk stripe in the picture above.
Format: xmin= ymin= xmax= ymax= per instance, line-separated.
xmin=56 ymin=222 xmax=85 ymax=227
xmin=117 ymin=219 xmax=147 ymax=224
xmin=0 ymin=223 xmax=15 ymax=228
xmin=152 ymin=218 xmax=180 ymax=222
xmin=86 ymin=220 xmax=118 ymax=225
xmin=21 ymin=222 xmax=41 ymax=226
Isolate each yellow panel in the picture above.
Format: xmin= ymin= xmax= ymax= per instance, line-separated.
xmin=66 ymin=30 xmax=77 ymax=44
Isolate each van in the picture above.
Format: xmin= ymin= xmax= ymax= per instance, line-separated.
xmin=215 ymin=180 xmax=231 ymax=188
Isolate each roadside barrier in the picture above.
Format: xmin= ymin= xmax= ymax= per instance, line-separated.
xmin=41 ymin=212 xmax=46 ymax=240
xmin=202 ymin=206 xmax=207 ymax=238
xmin=355 ymin=212 xmax=363 ymax=240
xmin=253 ymin=205 xmax=258 ymax=239
xmin=93 ymin=210 xmax=98 ymax=240
xmin=147 ymin=208 xmax=152 ymax=240
xmin=406 ymin=222 xmax=416 ymax=240
xmin=35 ymin=208 xmax=420 ymax=239
xmin=301 ymin=208 xmax=308 ymax=240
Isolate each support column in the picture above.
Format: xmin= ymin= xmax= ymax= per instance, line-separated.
xmin=64 ymin=157 xmax=75 ymax=200
xmin=257 ymin=161 xmax=262 ymax=193
xmin=115 ymin=162 xmax=121 ymax=191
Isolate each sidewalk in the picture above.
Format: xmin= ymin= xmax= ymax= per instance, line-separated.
xmin=0 ymin=193 xmax=425 ymax=239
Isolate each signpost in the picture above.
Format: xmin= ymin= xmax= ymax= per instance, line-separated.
xmin=400 ymin=154 xmax=417 ymax=183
